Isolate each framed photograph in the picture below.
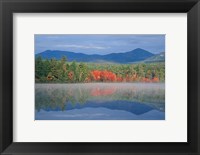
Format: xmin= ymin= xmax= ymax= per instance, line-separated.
xmin=35 ymin=34 xmax=165 ymax=121
xmin=0 ymin=0 xmax=200 ymax=154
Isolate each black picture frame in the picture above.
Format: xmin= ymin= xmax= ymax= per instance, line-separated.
xmin=0 ymin=0 xmax=200 ymax=154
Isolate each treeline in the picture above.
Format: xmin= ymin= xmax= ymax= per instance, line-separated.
xmin=35 ymin=56 xmax=165 ymax=83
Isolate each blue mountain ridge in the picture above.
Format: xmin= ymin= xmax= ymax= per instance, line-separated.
xmin=36 ymin=48 xmax=161 ymax=64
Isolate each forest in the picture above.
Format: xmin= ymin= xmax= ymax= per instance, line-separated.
xmin=35 ymin=56 xmax=165 ymax=83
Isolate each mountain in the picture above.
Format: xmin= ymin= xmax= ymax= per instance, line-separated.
xmin=144 ymin=52 xmax=165 ymax=63
xmin=35 ymin=48 xmax=155 ymax=64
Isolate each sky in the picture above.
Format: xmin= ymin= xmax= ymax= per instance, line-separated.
xmin=35 ymin=34 xmax=165 ymax=55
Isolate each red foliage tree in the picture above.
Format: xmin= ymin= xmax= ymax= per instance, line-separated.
xmin=152 ymin=77 xmax=159 ymax=82
xmin=68 ymin=71 xmax=74 ymax=80
xmin=100 ymin=70 xmax=116 ymax=82
xmin=91 ymin=70 xmax=117 ymax=82
xmin=91 ymin=70 xmax=101 ymax=81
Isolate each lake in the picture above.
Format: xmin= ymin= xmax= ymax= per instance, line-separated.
xmin=35 ymin=83 xmax=165 ymax=120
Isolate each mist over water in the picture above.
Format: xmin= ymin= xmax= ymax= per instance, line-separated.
xmin=35 ymin=83 xmax=165 ymax=120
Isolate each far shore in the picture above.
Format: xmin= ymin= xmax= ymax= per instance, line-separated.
xmin=35 ymin=82 xmax=165 ymax=85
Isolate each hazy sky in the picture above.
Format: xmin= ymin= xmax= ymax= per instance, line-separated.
xmin=35 ymin=34 xmax=165 ymax=55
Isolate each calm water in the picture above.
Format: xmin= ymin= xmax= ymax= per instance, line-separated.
xmin=35 ymin=83 xmax=165 ymax=120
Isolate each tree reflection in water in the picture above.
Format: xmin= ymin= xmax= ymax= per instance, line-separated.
xmin=35 ymin=83 xmax=165 ymax=113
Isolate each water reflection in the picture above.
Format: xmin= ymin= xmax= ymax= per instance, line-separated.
xmin=35 ymin=83 xmax=165 ymax=120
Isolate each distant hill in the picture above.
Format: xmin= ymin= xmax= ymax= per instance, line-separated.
xmin=35 ymin=48 xmax=155 ymax=64
xmin=144 ymin=52 xmax=165 ymax=63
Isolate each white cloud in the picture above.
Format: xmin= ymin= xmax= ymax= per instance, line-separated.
xmin=55 ymin=44 xmax=108 ymax=50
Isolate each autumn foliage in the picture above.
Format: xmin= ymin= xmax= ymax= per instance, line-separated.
xmin=35 ymin=56 xmax=164 ymax=83
xmin=90 ymin=70 xmax=159 ymax=83
xmin=91 ymin=70 xmax=117 ymax=82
